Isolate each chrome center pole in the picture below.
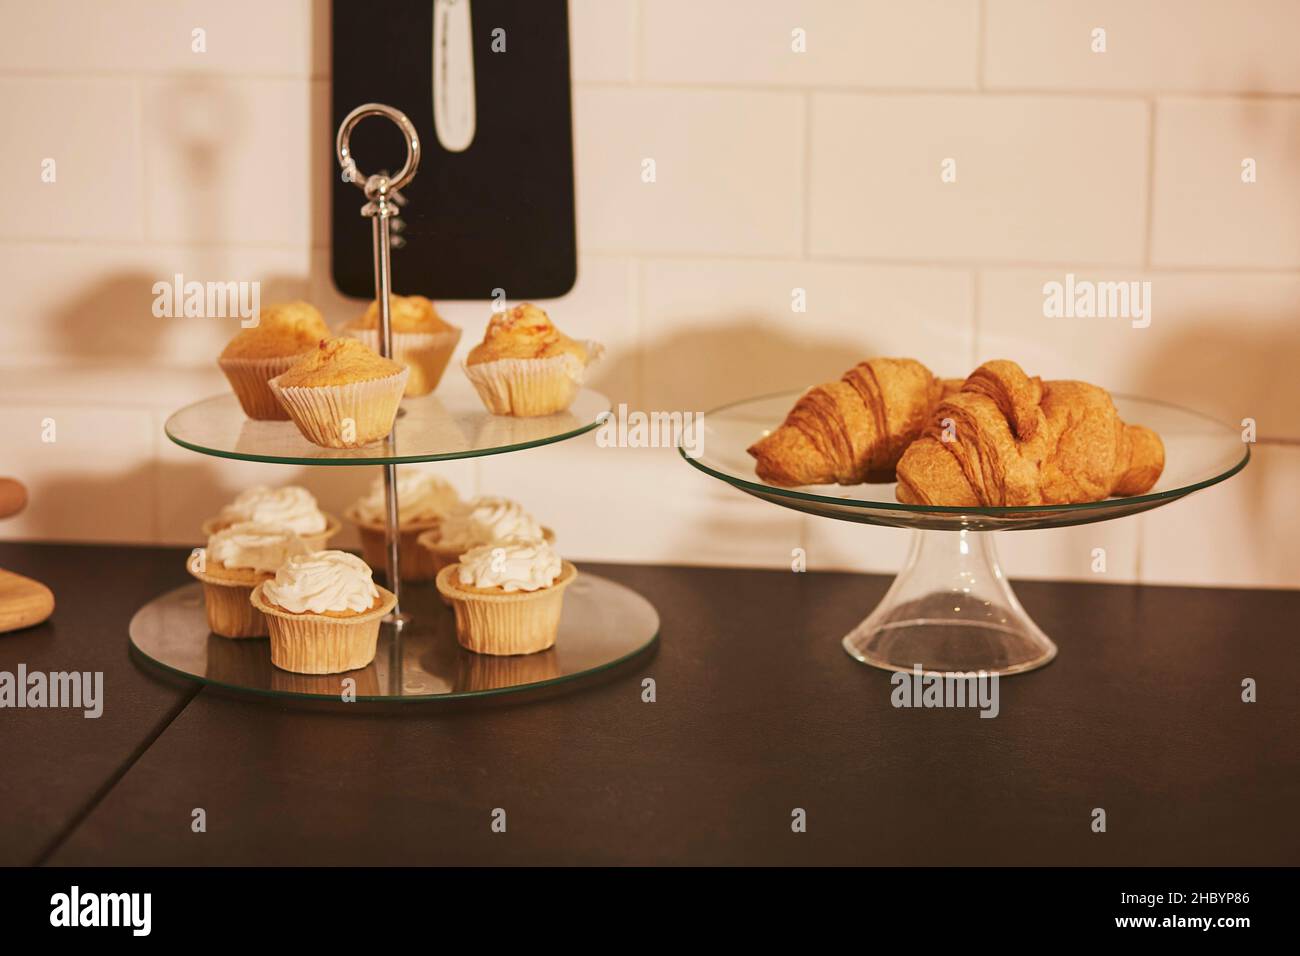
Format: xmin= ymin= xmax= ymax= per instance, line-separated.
xmin=335 ymin=104 xmax=421 ymax=628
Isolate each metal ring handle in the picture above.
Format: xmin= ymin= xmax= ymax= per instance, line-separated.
xmin=336 ymin=103 xmax=421 ymax=197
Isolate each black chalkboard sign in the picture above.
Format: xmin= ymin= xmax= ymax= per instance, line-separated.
xmin=331 ymin=0 xmax=576 ymax=300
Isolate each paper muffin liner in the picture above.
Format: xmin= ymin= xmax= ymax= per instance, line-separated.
xmin=344 ymin=506 xmax=442 ymax=582
xmin=187 ymin=559 xmax=271 ymax=639
xmin=200 ymin=512 xmax=341 ymax=552
xmin=218 ymin=353 xmax=310 ymax=421
xmin=461 ymin=341 xmax=604 ymax=418
xmin=418 ymin=527 xmax=555 ymax=606
xmin=435 ymin=561 xmax=576 ymax=656
xmin=268 ymin=368 xmax=409 ymax=449
xmin=250 ymin=582 xmax=396 ymax=674
xmin=343 ymin=326 xmax=462 ymax=397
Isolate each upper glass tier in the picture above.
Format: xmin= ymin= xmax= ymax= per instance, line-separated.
xmin=166 ymin=378 xmax=609 ymax=465
xmin=683 ymin=391 xmax=1249 ymax=531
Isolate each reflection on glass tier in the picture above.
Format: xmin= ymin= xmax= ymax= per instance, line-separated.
xmin=130 ymin=575 xmax=659 ymax=701
xmin=684 ymin=392 xmax=1248 ymax=531
xmin=166 ymin=379 xmax=610 ymax=465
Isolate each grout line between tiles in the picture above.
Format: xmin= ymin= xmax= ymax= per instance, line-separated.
xmin=571 ymin=80 xmax=1300 ymax=101
xmin=31 ymin=682 xmax=201 ymax=866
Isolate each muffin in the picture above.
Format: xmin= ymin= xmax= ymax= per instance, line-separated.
xmin=201 ymin=484 xmax=339 ymax=550
xmin=435 ymin=537 xmax=577 ymax=655
xmin=416 ymin=496 xmax=554 ymax=585
xmin=187 ymin=522 xmax=310 ymax=638
xmin=218 ymin=301 xmax=331 ymax=420
xmin=269 ymin=338 xmax=409 ymax=448
xmin=250 ymin=550 xmax=396 ymax=674
xmin=461 ymin=303 xmax=602 ymax=417
xmin=344 ymin=469 xmax=462 ymax=582
xmin=343 ymin=294 xmax=462 ymax=397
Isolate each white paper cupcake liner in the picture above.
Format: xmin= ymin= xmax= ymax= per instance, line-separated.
xmin=268 ymin=368 xmax=409 ymax=448
xmin=435 ymin=560 xmax=576 ymax=656
xmin=186 ymin=558 xmax=270 ymax=638
xmin=343 ymin=326 xmax=462 ymax=397
xmin=219 ymin=353 xmax=311 ymax=420
xmin=461 ymin=340 xmax=603 ymax=417
xmin=251 ymin=582 xmax=397 ymax=674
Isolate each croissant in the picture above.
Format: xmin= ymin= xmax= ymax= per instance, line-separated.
xmin=895 ymin=359 xmax=1165 ymax=507
xmin=747 ymin=357 xmax=961 ymax=486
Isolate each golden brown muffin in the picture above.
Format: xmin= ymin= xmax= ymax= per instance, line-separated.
xmin=353 ymin=294 xmax=454 ymax=334
xmin=466 ymin=303 xmax=588 ymax=365
xmin=220 ymin=301 xmax=330 ymax=360
xmin=274 ymin=337 xmax=405 ymax=388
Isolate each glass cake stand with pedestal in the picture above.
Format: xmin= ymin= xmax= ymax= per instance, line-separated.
xmin=681 ymin=391 xmax=1248 ymax=676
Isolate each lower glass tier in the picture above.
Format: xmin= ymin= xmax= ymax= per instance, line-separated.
xmin=130 ymin=574 xmax=659 ymax=701
xmin=843 ymin=528 xmax=1056 ymax=675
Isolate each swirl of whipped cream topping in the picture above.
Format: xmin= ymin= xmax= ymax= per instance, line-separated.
xmin=354 ymin=469 xmax=460 ymax=525
xmin=438 ymin=496 xmax=544 ymax=550
xmin=456 ymin=536 xmax=562 ymax=593
xmin=261 ymin=551 xmax=379 ymax=614
xmin=206 ymin=522 xmax=309 ymax=574
xmin=219 ymin=485 xmax=327 ymax=535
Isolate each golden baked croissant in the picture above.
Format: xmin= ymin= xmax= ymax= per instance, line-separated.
xmin=895 ymin=359 xmax=1165 ymax=507
xmin=747 ymin=358 xmax=961 ymax=486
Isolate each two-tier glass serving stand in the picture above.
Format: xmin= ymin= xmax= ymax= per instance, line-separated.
xmin=129 ymin=104 xmax=659 ymax=701
xmin=682 ymin=391 xmax=1248 ymax=676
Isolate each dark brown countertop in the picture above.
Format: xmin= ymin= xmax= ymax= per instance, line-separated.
xmin=0 ymin=541 xmax=1296 ymax=866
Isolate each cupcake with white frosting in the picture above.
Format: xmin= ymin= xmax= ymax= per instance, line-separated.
xmin=250 ymin=550 xmax=396 ymax=674
xmin=344 ymin=469 xmax=462 ymax=582
xmin=203 ymin=484 xmax=339 ymax=550
xmin=435 ymin=536 xmax=577 ymax=656
xmin=416 ymin=495 xmax=555 ymax=586
xmin=187 ymin=522 xmax=310 ymax=638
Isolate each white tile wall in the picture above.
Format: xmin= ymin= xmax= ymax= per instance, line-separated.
xmin=569 ymin=0 xmax=638 ymax=83
xmin=0 ymin=0 xmax=1293 ymax=591
xmin=639 ymin=258 xmax=973 ymax=411
xmin=0 ymin=0 xmax=321 ymax=77
xmin=140 ymin=77 xmax=329 ymax=246
xmin=574 ymin=87 xmax=805 ymax=256
xmin=0 ymin=78 xmax=144 ymax=241
xmin=984 ymin=0 xmax=1300 ymax=93
xmin=642 ymin=0 xmax=980 ymax=90
xmin=808 ymin=94 xmax=1150 ymax=264
xmin=1150 ymin=98 xmax=1300 ymax=269
xmin=977 ymin=270 xmax=1300 ymax=441
xmin=0 ymin=403 xmax=157 ymax=542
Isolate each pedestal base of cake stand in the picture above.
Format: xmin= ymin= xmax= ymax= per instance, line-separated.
xmin=842 ymin=529 xmax=1056 ymax=677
